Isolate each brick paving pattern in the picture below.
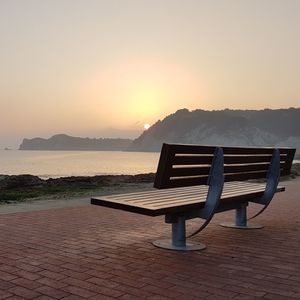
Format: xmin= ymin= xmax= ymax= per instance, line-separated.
xmin=0 ymin=179 xmax=299 ymax=299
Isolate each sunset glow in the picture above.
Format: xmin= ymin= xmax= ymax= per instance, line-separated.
xmin=84 ymin=58 xmax=204 ymax=129
xmin=144 ymin=124 xmax=151 ymax=130
xmin=0 ymin=0 xmax=299 ymax=148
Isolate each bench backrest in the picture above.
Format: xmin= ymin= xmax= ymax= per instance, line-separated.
xmin=154 ymin=143 xmax=296 ymax=189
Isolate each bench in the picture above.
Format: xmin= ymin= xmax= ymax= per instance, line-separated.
xmin=91 ymin=143 xmax=296 ymax=251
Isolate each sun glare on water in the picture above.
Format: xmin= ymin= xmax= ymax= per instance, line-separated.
xmin=144 ymin=123 xmax=151 ymax=130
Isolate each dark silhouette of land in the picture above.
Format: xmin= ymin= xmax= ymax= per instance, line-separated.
xmin=19 ymin=134 xmax=132 ymax=151
xmin=129 ymin=108 xmax=300 ymax=152
xmin=18 ymin=108 xmax=300 ymax=152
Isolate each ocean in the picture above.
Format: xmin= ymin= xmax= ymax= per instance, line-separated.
xmin=1 ymin=150 xmax=299 ymax=179
xmin=0 ymin=150 xmax=160 ymax=179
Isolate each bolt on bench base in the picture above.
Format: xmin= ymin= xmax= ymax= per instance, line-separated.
xmin=220 ymin=222 xmax=263 ymax=229
xmin=220 ymin=205 xmax=263 ymax=229
xmin=153 ymin=239 xmax=206 ymax=251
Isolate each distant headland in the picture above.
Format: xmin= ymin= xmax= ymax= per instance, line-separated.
xmin=128 ymin=107 xmax=300 ymax=153
xmin=19 ymin=134 xmax=133 ymax=151
xmin=19 ymin=108 xmax=300 ymax=153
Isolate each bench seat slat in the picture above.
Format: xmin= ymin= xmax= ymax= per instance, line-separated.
xmin=91 ymin=181 xmax=285 ymax=216
xmin=173 ymin=155 xmax=288 ymax=165
xmin=108 ymin=185 xmax=203 ymax=200
xmin=171 ymin=163 xmax=286 ymax=177
xmin=98 ymin=180 xmax=265 ymax=201
xmin=109 ymin=183 xmax=268 ymax=205
xmin=153 ymin=188 xmax=269 ymax=208
xmin=223 ymin=148 xmax=291 ymax=155
xmin=137 ymin=186 xmax=269 ymax=208
xmin=166 ymin=171 xmax=269 ymax=188
xmin=170 ymin=144 xmax=292 ymax=155
xmin=102 ymin=184 xmax=265 ymax=206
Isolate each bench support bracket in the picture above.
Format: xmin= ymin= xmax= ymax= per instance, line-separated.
xmin=153 ymin=147 xmax=224 ymax=250
xmin=152 ymin=216 xmax=206 ymax=251
xmin=220 ymin=149 xmax=280 ymax=229
xmin=220 ymin=203 xmax=263 ymax=229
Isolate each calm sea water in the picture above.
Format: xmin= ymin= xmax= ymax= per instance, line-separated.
xmin=1 ymin=150 xmax=298 ymax=179
xmin=0 ymin=150 xmax=160 ymax=179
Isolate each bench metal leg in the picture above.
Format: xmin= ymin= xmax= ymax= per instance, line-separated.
xmin=152 ymin=216 xmax=206 ymax=251
xmin=220 ymin=203 xmax=263 ymax=229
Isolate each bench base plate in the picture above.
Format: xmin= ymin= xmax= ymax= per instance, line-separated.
xmin=220 ymin=222 xmax=264 ymax=229
xmin=152 ymin=239 xmax=206 ymax=251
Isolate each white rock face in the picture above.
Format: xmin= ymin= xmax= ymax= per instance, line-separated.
xmin=276 ymin=136 xmax=300 ymax=150
xmin=129 ymin=108 xmax=300 ymax=153
xmin=132 ymin=127 xmax=299 ymax=153
xmin=184 ymin=126 xmax=279 ymax=147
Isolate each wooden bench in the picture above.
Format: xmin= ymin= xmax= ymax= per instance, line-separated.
xmin=91 ymin=143 xmax=296 ymax=251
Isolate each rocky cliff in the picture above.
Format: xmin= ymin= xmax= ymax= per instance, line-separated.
xmin=19 ymin=134 xmax=133 ymax=151
xmin=128 ymin=108 xmax=300 ymax=152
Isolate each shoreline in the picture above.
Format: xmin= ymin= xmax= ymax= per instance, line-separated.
xmin=1 ymin=163 xmax=299 ymax=205
xmin=1 ymin=175 xmax=300 ymax=216
xmin=0 ymin=173 xmax=155 ymax=204
xmin=0 ymin=181 xmax=155 ymax=214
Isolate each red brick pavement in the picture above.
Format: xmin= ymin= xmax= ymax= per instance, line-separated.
xmin=0 ymin=179 xmax=299 ymax=300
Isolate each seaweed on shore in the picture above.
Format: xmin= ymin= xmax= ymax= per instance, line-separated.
xmin=1 ymin=164 xmax=299 ymax=204
xmin=0 ymin=173 xmax=155 ymax=204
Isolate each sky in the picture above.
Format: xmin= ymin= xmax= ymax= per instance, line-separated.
xmin=0 ymin=0 xmax=299 ymax=148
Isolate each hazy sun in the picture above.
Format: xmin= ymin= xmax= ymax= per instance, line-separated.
xmin=144 ymin=123 xmax=151 ymax=130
